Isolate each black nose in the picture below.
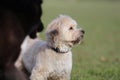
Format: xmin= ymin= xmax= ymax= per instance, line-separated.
xmin=81 ymin=30 xmax=85 ymax=34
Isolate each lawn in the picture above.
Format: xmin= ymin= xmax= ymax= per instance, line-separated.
xmin=40 ymin=0 xmax=120 ymax=80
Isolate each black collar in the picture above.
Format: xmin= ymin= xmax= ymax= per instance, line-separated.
xmin=48 ymin=46 xmax=68 ymax=53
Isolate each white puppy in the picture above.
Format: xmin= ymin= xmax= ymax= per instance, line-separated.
xmin=22 ymin=15 xmax=85 ymax=80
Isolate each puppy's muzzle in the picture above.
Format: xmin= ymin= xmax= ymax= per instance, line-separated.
xmin=72 ymin=29 xmax=85 ymax=44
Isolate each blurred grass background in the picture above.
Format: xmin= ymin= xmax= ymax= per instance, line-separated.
xmin=40 ymin=0 xmax=120 ymax=80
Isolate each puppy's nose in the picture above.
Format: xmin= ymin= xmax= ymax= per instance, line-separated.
xmin=81 ymin=30 xmax=85 ymax=34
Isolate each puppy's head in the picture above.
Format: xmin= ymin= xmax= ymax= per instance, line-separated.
xmin=46 ymin=15 xmax=84 ymax=52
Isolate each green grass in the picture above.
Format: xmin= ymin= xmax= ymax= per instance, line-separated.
xmin=40 ymin=0 xmax=120 ymax=80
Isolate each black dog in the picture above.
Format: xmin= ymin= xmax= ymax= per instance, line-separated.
xmin=0 ymin=0 xmax=43 ymax=80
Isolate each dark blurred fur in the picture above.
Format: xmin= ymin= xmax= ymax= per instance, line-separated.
xmin=0 ymin=0 xmax=43 ymax=80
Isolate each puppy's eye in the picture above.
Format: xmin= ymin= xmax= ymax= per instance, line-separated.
xmin=69 ymin=27 xmax=73 ymax=30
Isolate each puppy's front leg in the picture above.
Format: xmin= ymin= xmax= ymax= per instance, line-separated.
xmin=30 ymin=67 xmax=47 ymax=80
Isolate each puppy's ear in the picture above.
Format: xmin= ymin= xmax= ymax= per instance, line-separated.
xmin=49 ymin=29 xmax=58 ymax=37
xmin=48 ymin=29 xmax=58 ymax=43
xmin=47 ymin=29 xmax=58 ymax=40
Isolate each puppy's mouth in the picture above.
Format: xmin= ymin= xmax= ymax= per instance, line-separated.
xmin=71 ymin=38 xmax=81 ymax=44
xmin=63 ymin=35 xmax=84 ymax=47
xmin=71 ymin=35 xmax=84 ymax=45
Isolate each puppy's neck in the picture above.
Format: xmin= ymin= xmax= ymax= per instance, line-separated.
xmin=47 ymin=41 xmax=71 ymax=53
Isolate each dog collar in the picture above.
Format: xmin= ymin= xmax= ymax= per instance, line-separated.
xmin=48 ymin=46 xmax=69 ymax=53
xmin=51 ymin=47 xmax=66 ymax=53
